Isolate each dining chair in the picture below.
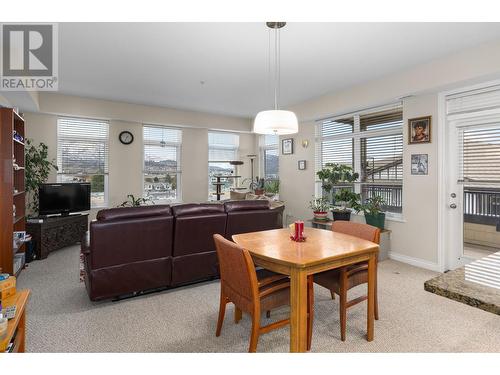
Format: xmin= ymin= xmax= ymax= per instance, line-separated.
xmin=213 ymin=234 xmax=313 ymax=352
xmin=313 ymin=221 xmax=380 ymax=342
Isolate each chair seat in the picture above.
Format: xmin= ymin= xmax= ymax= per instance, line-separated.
xmin=314 ymin=262 xmax=368 ymax=293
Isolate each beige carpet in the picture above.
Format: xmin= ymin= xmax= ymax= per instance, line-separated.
xmin=17 ymin=245 xmax=500 ymax=352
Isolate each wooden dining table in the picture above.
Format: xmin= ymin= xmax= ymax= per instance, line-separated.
xmin=233 ymin=227 xmax=379 ymax=353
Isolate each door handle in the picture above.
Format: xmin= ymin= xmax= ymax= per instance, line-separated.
xmin=450 ymin=203 xmax=457 ymax=209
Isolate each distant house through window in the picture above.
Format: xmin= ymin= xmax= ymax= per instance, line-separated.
xmin=57 ymin=117 xmax=109 ymax=208
xmin=143 ymin=125 xmax=182 ymax=202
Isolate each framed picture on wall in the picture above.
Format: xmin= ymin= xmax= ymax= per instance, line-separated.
xmin=411 ymin=154 xmax=428 ymax=175
xmin=282 ymin=138 xmax=294 ymax=155
xmin=298 ymin=160 xmax=306 ymax=170
xmin=408 ymin=116 xmax=431 ymax=144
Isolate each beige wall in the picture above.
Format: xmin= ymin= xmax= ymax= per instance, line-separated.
xmin=24 ymin=94 xmax=258 ymax=220
xmin=279 ymin=39 xmax=500 ymax=271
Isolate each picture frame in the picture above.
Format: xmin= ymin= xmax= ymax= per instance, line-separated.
xmin=298 ymin=160 xmax=306 ymax=170
xmin=408 ymin=116 xmax=431 ymax=144
xmin=411 ymin=154 xmax=428 ymax=175
xmin=281 ymin=138 xmax=294 ymax=155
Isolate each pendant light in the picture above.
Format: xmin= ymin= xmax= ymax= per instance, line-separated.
xmin=253 ymin=22 xmax=298 ymax=135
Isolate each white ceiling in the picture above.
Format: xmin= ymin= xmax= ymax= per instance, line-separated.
xmin=58 ymin=22 xmax=500 ymax=118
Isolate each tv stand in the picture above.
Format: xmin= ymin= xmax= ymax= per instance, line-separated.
xmin=26 ymin=214 xmax=88 ymax=260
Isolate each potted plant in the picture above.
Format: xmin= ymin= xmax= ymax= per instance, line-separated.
xmin=309 ymin=197 xmax=331 ymax=221
xmin=118 ymin=194 xmax=155 ymax=207
xmin=359 ymin=195 xmax=386 ymax=229
xmin=316 ymin=163 xmax=360 ymax=221
xmin=25 ymin=139 xmax=58 ymax=216
xmin=264 ymin=179 xmax=280 ymax=199
xmin=254 ymin=177 xmax=265 ymax=195
xmin=332 ymin=188 xmax=361 ymax=221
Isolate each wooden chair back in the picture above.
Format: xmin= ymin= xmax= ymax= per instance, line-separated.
xmin=213 ymin=234 xmax=259 ymax=313
xmin=331 ymin=221 xmax=381 ymax=244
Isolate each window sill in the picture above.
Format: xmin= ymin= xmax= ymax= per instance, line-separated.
xmin=352 ymin=212 xmax=406 ymax=223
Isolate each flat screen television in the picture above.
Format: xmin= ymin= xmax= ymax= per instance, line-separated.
xmin=39 ymin=183 xmax=91 ymax=216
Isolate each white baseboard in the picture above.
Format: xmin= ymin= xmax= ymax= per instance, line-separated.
xmin=388 ymin=251 xmax=441 ymax=272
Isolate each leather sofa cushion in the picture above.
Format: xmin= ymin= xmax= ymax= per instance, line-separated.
xmin=172 ymin=203 xmax=225 ymax=217
xmin=224 ymin=200 xmax=270 ymax=212
xmin=173 ymin=213 xmax=227 ymax=256
xmin=171 ymin=251 xmax=219 ymax=286
xmin=226 ymin=209 xmax=282 ymax=239
xmin=96 ymin=205 xmax=172 ymax=221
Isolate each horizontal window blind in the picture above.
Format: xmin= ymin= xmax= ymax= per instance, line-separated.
xmin=447 ymin=85 xmax=500 ymax=116
xmin=143 ymin=126 xmax=182 ymax=174
xmin=208 ymin=132 xmax=239 ymax=161
xmin=57 ymin=117 xmax=109 ymax=175
xmin=319 ymin=117 xmax=354 ymax=137
xmin=360 ymin=109 xmax=403 ymax=132
xmin=361 ymin=134 xmax=403 ymax=182
xmin=459 ymin=124 xmax=500 ymax=184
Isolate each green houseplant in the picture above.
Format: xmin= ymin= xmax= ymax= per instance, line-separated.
xmin=308 ymin=197 xmax=331 ymax=220
xmin=25 ymin=139 xmax=58 ymax=216
xmin=359 ymin=195 xmax=386 ymax=229
xmin=119 ymin=194 xmax=154 ymax=207
xmin=316 ymin=163 xmax=360 ymax=221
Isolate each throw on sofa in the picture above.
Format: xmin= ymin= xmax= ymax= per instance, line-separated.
xmin=82 ymin=200 xmax=284 ymax=301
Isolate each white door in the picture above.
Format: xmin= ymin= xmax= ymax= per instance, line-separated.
xmin=443 ymin=84 xmax=500 ymax=271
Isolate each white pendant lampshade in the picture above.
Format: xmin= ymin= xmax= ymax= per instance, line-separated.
xmin=253 ymin=22 xmax=298 ymax=136
xmin=253 ymin=110 xmax=298 ymax=135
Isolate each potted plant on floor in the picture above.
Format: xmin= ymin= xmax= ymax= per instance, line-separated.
xmin=309 ymin=197 xmax=331 ymax=221
xmin=359 ymin=195 xmax=386 ymax=229
xmin=317 ymin=163 xmax=360 ymax=221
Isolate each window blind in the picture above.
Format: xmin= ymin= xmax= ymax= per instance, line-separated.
xmin=143 ymin=126 xmax=182 ymax=174
xmin=208 ymin=132 xmax=239 ymax=161
xmin=361 ymin=134 xmax=403 ymax=183
xmin=458 ymin=124 xmax=500 ymax=184
xmin=360 ymin=109 xmax=403 ymax=132
xmin=447 ymin=84 xmax=500 ymax=116
xmin=57 ymin=117 xmax=109 ymax=175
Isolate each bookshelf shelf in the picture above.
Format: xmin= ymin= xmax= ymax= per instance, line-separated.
xmin=1 ymin=108 xmax=26 ymax=276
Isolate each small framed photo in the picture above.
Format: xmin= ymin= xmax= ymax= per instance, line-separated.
xmin=411 ymin=154 xmax=428 ymax=175
xmin=298 ymin=160 xmax=306 ymax=170
xmin=408 ymin=116 xmax=431 ymax=144
xmin=282 ymin=138 xmax=294 ymax=155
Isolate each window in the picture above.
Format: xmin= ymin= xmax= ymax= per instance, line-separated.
xmin=260 ymin=134 xmax=279 ymax=180
xmin=57 ymin=117 xmax=109 ymax=208
xmin=208 ymin=132 xmax=239 ymax=200
xmin=143 ymin=125 xmax=182 ymax=202
xmin=316 ymin=104 xmax=403 ymax=215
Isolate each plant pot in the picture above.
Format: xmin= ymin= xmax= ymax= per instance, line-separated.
xmin=364 ymin=212 xmax=385 ymax=229
xmin=332 ymin=210 xmax=351 ymax=221
xmin=313 ymin=211 xmax=329 ymax=220
xmin=254 ymin=189 xmax=264 ymax=196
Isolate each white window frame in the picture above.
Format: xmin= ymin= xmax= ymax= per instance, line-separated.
xmin=315 ymin=102 xmax=404 ymax=219
xmin=142 ymin=125 xmax=182 ymax=203
xmin=208 ymin=131 xmax=240 ymax=200
xmin=259 ymin=134 xmax=279 ymax=180
xmin=56 ymin=116 xmax=109 ymax=209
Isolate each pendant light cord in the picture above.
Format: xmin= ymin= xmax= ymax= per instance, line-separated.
xmin=274 ymin=25 xmax=278 ymax=111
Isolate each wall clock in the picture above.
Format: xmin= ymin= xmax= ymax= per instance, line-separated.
xmin=119 ymin=131 xmax=134 ymax=145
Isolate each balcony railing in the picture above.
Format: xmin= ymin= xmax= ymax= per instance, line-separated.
xmin=464 ymin=187 xmax=500 ymax=226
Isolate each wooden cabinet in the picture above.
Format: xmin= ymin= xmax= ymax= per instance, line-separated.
xmin=0 ymin=108 xmax=26 ymax=276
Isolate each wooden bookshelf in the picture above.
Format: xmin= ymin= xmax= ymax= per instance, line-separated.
xmin=0 ymin=108 xmax=26 ymax=276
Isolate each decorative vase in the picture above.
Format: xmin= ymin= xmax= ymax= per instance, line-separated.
xmin=364 ymin=212 xmax=385 ymax=229
xmin=313 ymin=211 xmax=328 ymax=220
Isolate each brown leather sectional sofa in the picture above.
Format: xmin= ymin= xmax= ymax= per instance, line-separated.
xmin=82 ymin=200 xmax=284 ymax=301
